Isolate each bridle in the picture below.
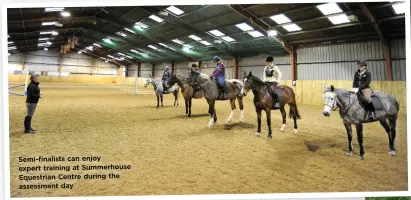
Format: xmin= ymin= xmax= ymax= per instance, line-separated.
xmin=324 ymin=91 xmax=353 ymax=117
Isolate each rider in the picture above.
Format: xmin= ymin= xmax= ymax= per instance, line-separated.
xmin=352 ymin=60 xmax=375 ymax=121
xmin=162 ymin=65 xmax=171 ymax=92
xmin=190 ymin=64 xmax=201 ymax=93
xmin=210 ymin=56 xmax=227 ymax=99
xmin=263 ymin=56 xmax=282 ymax=109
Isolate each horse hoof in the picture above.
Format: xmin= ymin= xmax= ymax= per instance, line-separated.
xmin=267 ymin=135 xmax=272 ymax=139
xmin=280 ymin=128 xmax=285 ymax=132
xmin=226 ymin=119 xmax=232 ymax=123
xmin=255 ymin=132 xmax=260 ymax=137
xmin=293 ymin=129 xmax=298 ymax=134
xmin=239 ymin=118 xmax=244 ymax=122
xmin=389 ymin=151 xmax=396 ymax=156
xmin=208 ymin=123 xmax=214 ymax=128
xmin=344 ymin=152 xmax=353 ymax=156
xmin=358 ymin=156 xmax=364 ymax=160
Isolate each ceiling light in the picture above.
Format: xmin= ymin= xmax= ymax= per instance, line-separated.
xmin=8 ymin=46 xmax=17 ymax=50
xmin=172 ymin=39 xmax=184 ymax=45
xmin=158 ymin=11 xmax=169 ymax=16
xmin=267 ymin=30 xmax=278 ymax=36
xmin=235 ymin=23 xmax=254 ymax=31
xmin=119 ymin=57 xmax=124 ymax=61
xmin=159 ymin=43 xmax=168 ymax=47
xmin=248 ymin=30 xmax=264 ymax=38
xmin=40 ymin=31 xmax=52 ymax=35
xmin=86 ymin=46 xmax=93 ymax=51
xmin=214 ymin=40 xmax=222 ymax=44
xmin=44 ymin=48 xmax=48 ymax=51
xmin=149 ymin=15 xmax=164 ymax=23
xmin=124 ymin=28 xmax=136 ymax=33
xmin=200 ymin=41 xmax=212 ymax=46
xmin=54 ymin=22 xmax=63 ymax=27
xmin=93 ymin=43 xmax=101 ymax=48
xmin=270 ymin=14 xmax=291 ymax=24
xmin=117 ymin=53 xmax=125 ymax=56
xmin=45 ymin=7 xmax=64 ymax=12
xmin=183 ymin=44 xmax=193 ymax=49
xmin=135 ymin=22 xmax=149 ymax=29
xmin=148 ymin=45 xmax=158 ymax=50
xmin=116 ymin=31 xmax=128 ymax=37
xmin=51 ymin=31 xmax=58 ymax=36
xmin=105 ymin=60 xmax=109 ymax=63
xmin=282 ymin=24 xmax=302 ymax=32
xmin=39 ymin=38 xmax=49 ymax=41
xmin=392 ymin=3 xmax=405 ymax=14
xmin=78 ymin=51 xmax=82 ymax=54
xmin=107 ymin=55 xmax=115 ymax=59
xmin=61 ymin=11 xmax=71 ymax=17
xmin=188 ymin=35 xmax=202 ymax=41
xmin=328 ymin=14 xmax=350 ymax=25
xmin=8 ymin=41 xmax=13 ymax=45
xmin=316 ymin=3 xmax=343 ymax=15
xmin=125 ymin=55 xmax=133 ymax=59
xmin=209 ymin=30 xmax=225 ymax=37
xmin=130 ymin=49 xmax=140 ymax=53
xmin=221 ymin=36 xmax=235 ymax=42
xmin=8 ymin=53 xmax=11 ymax=56
xmin=166 ymin=6 xmax=185 ymax=15
xmin=42 ymin=21 xmax=57 ymax=26
xmin=103 ymin=38 xmax=112 ymax=43
xmin=46 ymin=41 xmax=52 ymax=45
xmin=37 ymin=43 xmax=47 ymax=47
xmin=8 ymin=35 xmax=10 ymax=38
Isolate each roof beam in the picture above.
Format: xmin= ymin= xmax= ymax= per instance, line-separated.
xmin=360 ymin=3 xmax=389 ymax=46
xmin=283 ymin=21 xmax=371 ymax=37
xmin=291 ymin=31 xmax=377 ymax=45
xmin=229 ymin=4 xmax=293 ymax=53
xmin=139 ymin=6 xmax=236 ymax=57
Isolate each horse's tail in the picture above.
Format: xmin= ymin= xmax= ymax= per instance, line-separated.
xmin=289 ymin=103 xmax=301 ymax=120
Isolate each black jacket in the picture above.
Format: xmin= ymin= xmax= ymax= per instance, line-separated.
xmin=162 ymin=70 xmax=171 ymax=80
xmin=26 ymin=81 xmax=41 ymax=103
xmin=353 ymin=70 xmax=371 ymax=90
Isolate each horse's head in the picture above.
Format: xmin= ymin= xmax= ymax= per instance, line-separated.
xmin=323 ymin=84 xmax=338 ymax=117
xmin=241 ymin=71 xmax=254 ymax=96
xmin=143 ymin=76 xmax=153 ymax=88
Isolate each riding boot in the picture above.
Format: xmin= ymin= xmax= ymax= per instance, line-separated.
xmin=219 ymin=84 xmax=227 ymax=99
xmin=272 ymin=93 xmax=280 ymax=109
xmin=29 ymin=117 xmax=36 ymax=132
xmin=367 ymin=102 xmax=376 ymax=121
xmin=24 ymin=116 xmax=33 ymax=134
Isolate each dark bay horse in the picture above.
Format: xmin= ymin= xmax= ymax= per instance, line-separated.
xmin=323 ymin=84 xmax=399 ymax=160
xmin=188 ymin=72 xmax=245 ymax=127
xmin=241 ymin=71 xmax=301 ymax=139
xmin=166 ymin=73 xmax=205 ymax=117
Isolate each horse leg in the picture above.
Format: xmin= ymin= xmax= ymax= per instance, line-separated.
xmin=226 ymin=98 xmax=236 ymax=123
xmin=290 ymin=104 xmax=299 ymax=134
xmin=388 ymin=117 xmax=397 ymax=156
xmin=280 ymin=107 xmax=286 ymax=131
xmin=175 ymin=91 xmax=179 ymax=106
xmin=344 ymin=123 xmax=353 ymax=156
xmin=156 ymin=95 xmax=159 ymax=108
xmin=238 ymin=96 xmax=244 ymax=122
xmin=266 ymin=109 xmax=272 ymax=139
xmin=355 ymin=123 xmax=365 ymax=160
xmin=185 ymin=98 xmax=189 ymax=116
xmin=160 ymin=94 xmax=164 ymax=108
xmin=208 ymin=100 xmax=216 ymax=127
xmin=189 ymin=98 xmax=192 ymax=117
xmin=255 ymin=108 xmax=262 ymax=137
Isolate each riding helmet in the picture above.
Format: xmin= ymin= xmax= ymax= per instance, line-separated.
xmin=357 ymin=60 xmax=367 ymax=66
xmin=266 ymin=56 xmax=274 ymax=63
xmin=212 ymin=56 xmax=221 ymax=62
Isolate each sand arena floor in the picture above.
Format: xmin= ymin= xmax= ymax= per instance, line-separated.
xmin=8 ymin=83 xmax=408 ymax=197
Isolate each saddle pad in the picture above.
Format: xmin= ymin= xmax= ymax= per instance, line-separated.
xmin=371 ymin=96 xmax=383 ymax=110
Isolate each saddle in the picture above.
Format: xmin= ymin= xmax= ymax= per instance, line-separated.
xmin=356 ymin=91 xmax=383 ymax=110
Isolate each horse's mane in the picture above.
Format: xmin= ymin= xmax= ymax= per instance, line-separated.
xmin=251 ymin=75 xmax=266 ymax=86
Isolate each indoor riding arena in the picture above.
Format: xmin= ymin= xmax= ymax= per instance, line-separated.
xmin=7 ymin=3 xmax=407 ymax=197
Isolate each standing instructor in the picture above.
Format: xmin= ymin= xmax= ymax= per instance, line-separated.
xmin=24 ymin=74 xmax=41 ymax=134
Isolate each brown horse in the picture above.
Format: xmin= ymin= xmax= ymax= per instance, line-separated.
xmin=241 ymin=71 xmax=301 ymax=138
xmin=166 ymin=73 xmax=204 ymax=117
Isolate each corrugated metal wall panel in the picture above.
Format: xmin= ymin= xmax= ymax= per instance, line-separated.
xmin=297 ymin=40 xmax=385 ymax=63
xmin=8 ymin=53 xmax=23 ymax=63
xmin=25 ymin=54 xmax=60 ymax=65
xmin=297 ymin=61 xmax=386 ymax=80
xmin=174 ymin=61 xmax=190 ymax=78
xmin=96 ymin=68 xmax=117 ymax=75
xmin=128 ymin=71 xmax=137 ymax=77
xmin=154 ymin=70 xmax=163 ymax=78
xmin=390 ymin=39 xmax=406 ymax=59
xmin=140 ymin=71 xmax=152 ymax=78
xmin=392 ymin=60 xmax=406 ymax=81
xmin=140 ymin=63 xmax=153 ymax=77
xmin=239 ymin=54 xmax=290 ymax=66
xmin=61 ymin=66 xmax=90 ymax=73
xmin=24 ymin=63 xmax=59 ymax=72
xmin=95 ymin=59 xmax=117 ymax=68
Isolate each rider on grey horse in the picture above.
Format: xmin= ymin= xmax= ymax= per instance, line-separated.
xmin=263 ymin=56 xmax=282 ymax=109
xmin=190 ymin=64 xmax=201 ymax=93
xmin=162 ymin=65 xmax=171 ymax=92
xmin=210 ymin=56 xmax=227 ymax=99
xmin=351 ymin=60 xmax=375 ymax=121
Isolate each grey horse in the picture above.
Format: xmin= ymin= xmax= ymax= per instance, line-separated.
xmin=188 ymin=72 xmax=244 ymax=127
xmin=144 ymin=76 xmax=179 ymax=108
xmin=323 ymin=84 xmax=399 ymax=160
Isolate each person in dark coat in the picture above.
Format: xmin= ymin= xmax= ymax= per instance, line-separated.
xmin=162 ymin=66 xmax=171 ymax=92
xmin=24 ymin=74 xmax=41 ymax=134
xmin=352 ymin=60 xmax=375 ymax=121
